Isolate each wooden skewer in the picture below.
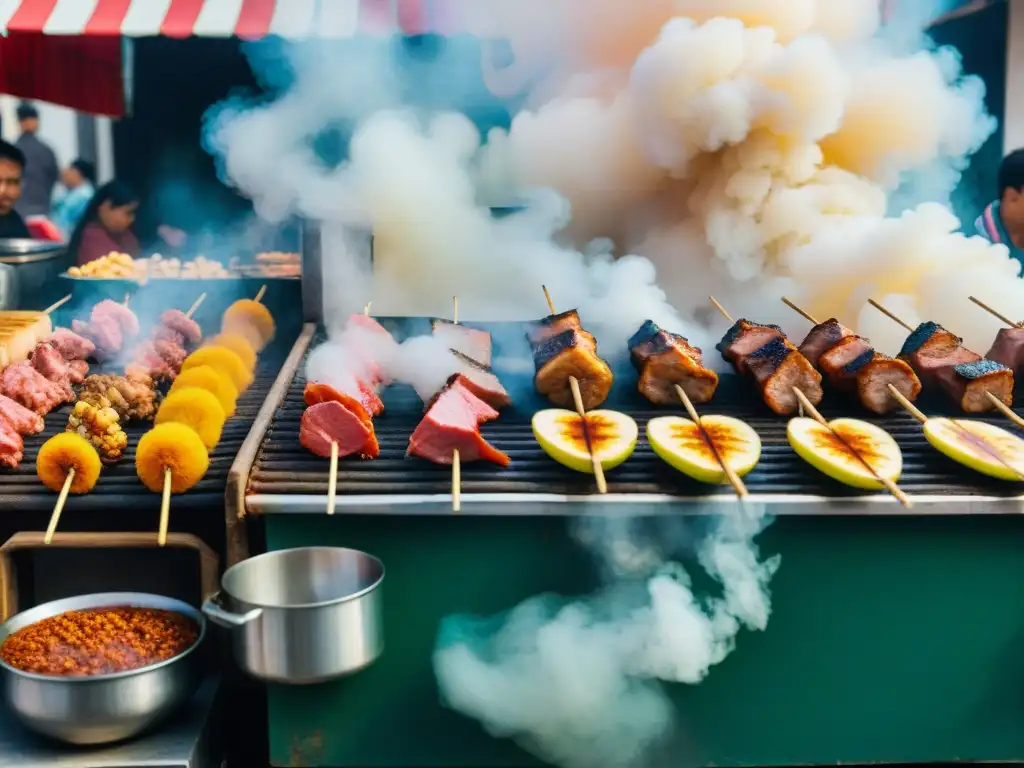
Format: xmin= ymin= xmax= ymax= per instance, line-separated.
xmin=364 ymin=302 xmax=372 ymax=316
xmin=986 ymin=392 xmax=1024 ymax=430
xmin=781 ymin=296 xmax=818 ymax=325
xmin=158 ymin=467 xmax=171 ymax=547
xmin=968 ymin=296 xmax=1020 ymax=328
xmin=541 ymin=286 xmax=607 ymax=493
xmin=866 ymin=298 xmax=913 ymax=331
xmin=185 ymin=292 xmax=207 ymax=319
xmin=124 ymin=293 xmax=131 ymax=307
xmin=708 ymin=295 xmax=734 ymax=324
xmin=327 ymin=441 xmax=339 ymax=515
xmin=674 ymin=384 xmax=747 ymax=498
xmin=43 ymin=469 xmax=75 ymax=544
xmin=791 ymin=387 xmax=912 ymax=507
xmin=451 ymin=295 xmax=462 ymax=511
xmin=254 ymin=284 xmax=267 ymax=303
xmin=43 ymin=294 xmax=72 ymax=315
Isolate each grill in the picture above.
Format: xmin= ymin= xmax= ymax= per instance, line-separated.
xmin=242 ymin=322 xmax=1024 ymax=515
xmin=0 ymin=365 xmax=280 ymax=514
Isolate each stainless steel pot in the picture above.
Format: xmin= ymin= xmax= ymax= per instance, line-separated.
xmin=0 ymin=592 xmax=205 ymax=745
xmin=202 ymin=547 xmax=384 ymax=684
xmin=0 ymin=238 xmax=69 ymax=310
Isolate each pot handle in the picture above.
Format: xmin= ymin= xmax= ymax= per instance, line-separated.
xmin=202 ymin=594 xmax=263 ymax=628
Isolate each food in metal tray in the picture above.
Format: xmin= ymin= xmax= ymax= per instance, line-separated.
xmin=787 ymin=417 xmax=902 ymax=490
xmin=532 ymin=408 xmax=637 ymax=474
xmin=66 ymin=251 xmax=136 ymax=279
xmin=646 ymin=414 xmax=760 ymax=484
xmin=1 ymin=606 xmax=198 ymax=677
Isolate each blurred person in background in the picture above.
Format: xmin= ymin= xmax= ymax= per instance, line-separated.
xmin=68 ymin=180 xmax=140 ymax=266
xmin=0 ymin=140 xmax=30 ymax=239
xmin=13 ymin=102 xmax=58 ymax=218
xmin=976 ymin=148 xmax=1024 ymax=264
xmin=51 ymin=159 xmax=96 ymax=238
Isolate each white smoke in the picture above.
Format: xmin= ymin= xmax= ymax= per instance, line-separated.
xmin=435 ymin=505 xmax=779 ymax=768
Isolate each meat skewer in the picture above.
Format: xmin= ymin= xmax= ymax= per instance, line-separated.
xmin=866 ymin=299 xmax=1014 ymax=415
xmin=628 ymin=320 xmax=718 ymax=405
xmin=541 ymin=285 xmax=606 ymax=494
xmin=674 ymin=383 xmax=748 ymax=498
xmin=709 ymin=296 xmax=824 ymax=415
xmin=967 ymin=296 xmax=1024 ymax=431
xmin=781 ymin=298 xmax=921 ymax=414
xmin=449 ymin=296 xmax=464 ymax=512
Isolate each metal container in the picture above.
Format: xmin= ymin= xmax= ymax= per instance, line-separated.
xmin=0 ymin=592 xmax=205 ymax=745
xmin=202 ymin=547 xmax=384 ymax=684
xmin=0 ymin=238 xmax=69 ymax=310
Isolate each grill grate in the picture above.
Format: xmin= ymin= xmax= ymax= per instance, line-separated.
xmin=247 ymin=325 xmax=1024 ymax=502
xmin=0 ymin=365 xmax=281 ymax=514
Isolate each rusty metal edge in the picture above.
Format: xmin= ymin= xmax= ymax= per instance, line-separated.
xmin=224 ymin=322 xmax=316 ymax=566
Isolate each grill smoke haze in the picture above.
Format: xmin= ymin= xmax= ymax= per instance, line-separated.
xmin=204 ymin=3 xmax=1006 ymax=766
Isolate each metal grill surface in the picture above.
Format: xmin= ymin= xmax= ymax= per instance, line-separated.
xmin=248 ymin=325 xmax=1024 ymax=501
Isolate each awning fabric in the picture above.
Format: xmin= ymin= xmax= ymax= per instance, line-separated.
xmin=0 ymin=0 xmax=438 ymax=39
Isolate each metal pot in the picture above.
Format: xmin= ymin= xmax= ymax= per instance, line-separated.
xmin=0 ymin=592 xmax=205 ymax=745
xmin=202 ymin=547 xmax=384 ymax=684
xmin=0 ymin=238 xmax=69 ymax=310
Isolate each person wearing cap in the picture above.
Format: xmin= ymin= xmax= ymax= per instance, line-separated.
xmin=0 ymin=140 xmax=30 ymax=239
xmin=51 ymin=158 xmax=96 ymax=238
xmin=976 ymin=148 xmax=1024 ymax=264
xmin=13 ymin=102 xmax=58 ymax=218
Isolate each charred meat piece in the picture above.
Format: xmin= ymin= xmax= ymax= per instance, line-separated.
xmin=159 ymin=309 xmax=201 ymax=346
xmin=153 ymin=339 xmax=187 ymax=373
xmin=69 ymin=360 xmax=89 ymax=383
xmin=0 ymin=361 xmax=73 ymax=415
xmin=0 ymin=393 xmax=43 ymax=435
xmin=48 ymin=328 xmax=96 ymax=361
xmin=934 ymin=359 xmax=1013 ymax=412
xmin=744 ymin=338 xmax=824 ymax=415
xmin=434 ymin=320 xmax=492 ymax=367
xmin=300 ymin=400 xmax=376 ymax=459
xmin=80 ymin=373 xmax=158 ymax=422
xmin=716 ymin=319 xmax=786 ymax=376
xmin=533 ymin=328 xmax=614 ymax=411
xmin=30 ymin=342 xmax=75 ymax=388
xmin=527 ymin=309 xmax=598 ymax=349
xmin=797 ymin=319 xmax=853 ymax=368
xmin=450 ymin=351 xmax=511 ymax=410
xmin=0 ymin=419 xmax=23 ymax=468
xmin=92 ymin=299 xmax=140 ymax=338
xmin=628 ymin=319 xmax=718 ymax=405
xmin=304 ymin=382 xmax=380 ymax=458
xmin=986 ymin=326 xmax=1024 ymax=376
xmin=897 ymin=322 xmax=971 ymax=387
xmin=408 ymin=378 xmax=510 ymax=466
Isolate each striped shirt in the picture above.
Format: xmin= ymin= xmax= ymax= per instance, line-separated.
xmin=975 ymin=201 xmax=1023 ymax=262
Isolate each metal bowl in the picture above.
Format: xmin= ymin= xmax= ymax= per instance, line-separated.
xmin=0 ymin=592 xmax=205 ymax=745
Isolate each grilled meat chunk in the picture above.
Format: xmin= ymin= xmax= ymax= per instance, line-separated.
xmin=408 ymin=378 xmax=510 ymax=466
xmin=0 ymin=419 xmax=23 ymax=468
xmin=30 ymin=342 xmax=77 ymax=388
xmin=0 ymin=361 xmax=72 ymax=415
xmin=716 ymin=319 xmax=786 ymax=376
xmin=433 ymin=320 xmax=492 ymax=367
xmin=0 ymin=393 xmax=43 ymax=435
xmin=48 ymin=328 xmax=96 ymax=361
xmin=159 ymin=309 xmax=202 ymax=346
xmin=986 ymin=326 xmax=1024 ymax=376
xmin=798 ymin=319 xmax=853 ymax=368
xmin=80 ymin=373 xmax=158 ymax=422
xmin=628 ymin=320 xmax=718 ymax=405
xmin=532 ymin=328 xmax=614 ymax=410
xmin=527 ymin=309 xmax=597 ymax=349
xmin=92 ymin=299 xmax=140 ymax=338
xmin=744 ymin=337 xmax=824 ymax=415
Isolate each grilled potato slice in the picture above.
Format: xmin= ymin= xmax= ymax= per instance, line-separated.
xmin=532 ymin=408 xmax=638 ymax=474
xmin=923 ymin=417 xmax=1024 ymax=481
xmin=646 ymin=415 xmax=760 ymax=484
xmin=787 ymin=417 xmax=902 ymax=490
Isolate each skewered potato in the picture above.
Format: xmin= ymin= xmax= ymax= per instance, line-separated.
xmin=181 ymin=346 xmax=252 ymax=393
xmin=135 ymin=423 xmax=209 ymax=493
xmin=36 ymin=433 xmax=102 ymax=494
xmin=169 ymin=365 xmax=238 ymax=417
xmin=204 ymin=332 xmax=256 ymax=371
xmin=222 ymin=299 xmax=274 ymax=351
xmin=67 ymin=401 xmax=128 ymax=464
xmin=155 ymin=387 xmax=226 ymax=449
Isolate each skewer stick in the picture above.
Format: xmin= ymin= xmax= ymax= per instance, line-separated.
xmin=985 ymin=392 xmax=1024 ymax=431
xmin=43 ymin=469 xmax=75 ymax=545
xmin=123 ymin=293 xmax=131 ymax=307
xmin=43 ymin=294 xmax=72 ymax=315
xmin=866 ymin=298 xmax=913 ymax=331
xmin=185 ymin=292 xmax=207 ymax=319
xmin=254 ymin=285 xmax=267 ymax=303
xmin=674 ymin=384 xmax=747 ymax=498
xmin=451 ymin=295 xmax=462 ymax=511
xmin=542 ymin=284 xmax=556 ymax=315
xmin=887 ymin=385 xmax=1024 ymax=480
xmin=570 ymin=376 xmax=607 ymax=493
xmin=792 ymin=387 xmax=912 ymax=507
xmin=781 ymin=297 xmax=818 ymax=325
xmin=327 ymin=441 xmax=339 ymax=515
xmin=158 ymin=468 xmax=171 ymax=547
xmin=708 ymin=295 xmax=734 ymax=324
xmin=364 ymin=302 xmax=372 ymax=316
xmin=969 ymin=296 xmax=1020 ymax=328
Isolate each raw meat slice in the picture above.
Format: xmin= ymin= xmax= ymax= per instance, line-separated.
xmin=408 ymin=379 xmax=509 ymax=466
xmin=300 ymin=401 xmax=374 ymax=459
xmin=303 ymin=382 xmax=379 ymax=458
xmin=0 ymin=393 xmax=43 ymax=434
xmin=48 ymin=328 xmax=96 ymax=360
xmin=0 ymin=418 xmax=23 ymax=468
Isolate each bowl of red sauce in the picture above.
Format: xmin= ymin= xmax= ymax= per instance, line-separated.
xmin=0 ymin=593 xmax=205 ymax=745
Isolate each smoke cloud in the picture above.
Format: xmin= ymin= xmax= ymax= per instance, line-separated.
xmin=204 ymin=1 xmax=1010 ymax=765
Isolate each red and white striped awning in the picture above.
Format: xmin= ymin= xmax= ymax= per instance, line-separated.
xmin=0 ymin=0 xmax=451 ymax=39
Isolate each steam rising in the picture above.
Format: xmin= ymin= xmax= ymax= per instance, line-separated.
xmin=205 ymin=2 xmax=1010 ymax=766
